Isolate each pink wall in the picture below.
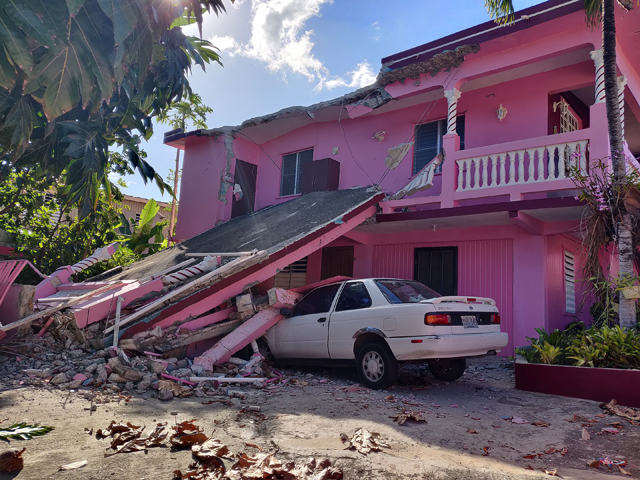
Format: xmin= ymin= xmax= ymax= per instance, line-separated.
xmin=545 ymin=234 xmax=591 ymax=332
xmin=371 ymin=239 xmax=515 ymax=354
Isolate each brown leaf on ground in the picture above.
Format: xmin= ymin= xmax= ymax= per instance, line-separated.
xmin=540 ymin=468 xmax=559 ymax=476
xmin=0 ymin=448 xmax=25 ymax=472
xmin=532 ymin=421 xmax=550 ymax=427
xmin=193 ymin=439 xmax=233 ymax=460
xmin=159 ymin=379 xmax=192 ymax=397
xmin=173 ymin=456 xmax=226 ymax=480
xmin=341 ymin=429 xmax=390 ymax=455
xmin=559 ymin=447 xmax=568 ymax=456
xmin=618 ymin=465 xmax=633 ymax=476
xmin=171 ymin=420 xmax=207 ymax=447
xmin=100 ymin=422 xmax=167 ymax=456
xmin=467 ymin=429 xmax=478 ymax=434
xmin=601 ymin=399 xmax=640 ymax=423
xmin=581 ymin=428 xmax=590 ymax=440
xmin=482 ymin=446 xmax=490 ymax=456
xmin=587 ymin=459 xmax=600 ymax=468
xmin=226 ymin=455 xmax=342 ymax=480
xmin=390 ymin=410 xmax=427 ymax=425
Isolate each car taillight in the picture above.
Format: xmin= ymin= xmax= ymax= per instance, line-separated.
xmin=425 ymin=314 xmax=451 ymax=325
xmin=491 ymin=314 xmax=501 ymax=324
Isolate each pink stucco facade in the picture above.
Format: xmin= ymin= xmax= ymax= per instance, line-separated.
xmin=168 ymin=1 xmax=640 ymax=354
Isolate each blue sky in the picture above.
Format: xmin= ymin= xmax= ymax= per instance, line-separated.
xmin=120 ymin=0 xmax=541 ymax=200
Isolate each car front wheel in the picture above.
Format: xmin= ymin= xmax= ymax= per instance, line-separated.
xmin=429 ymin=358 xmax=466 ymax=382
xmin=356 ymin=342 xmax=398 ymax=390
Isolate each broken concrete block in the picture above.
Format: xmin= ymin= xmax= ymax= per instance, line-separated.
xmin=158 ymin=388 xmax=173 ymax=401
xmin=238 ymin=310 xmax=254 ymax=322
xmin=73 ymin=373 xmax=88 ymax=382
xmin=385 ymin=142 xmax=414 ymax=169
xmin=122 ymin=369 xmax=144 ymax=382
xmin=235 ymin=293 xmax=254 ymax=313
xmin=51 ymin=373 xmax=68 ymax=385
xmin=194 ymin=307 xmax=284 ymax=370
xmin=108 ymin=373 xmax=127 ymax=383
xmin=268 ymin=288 xmax=302 ymax=309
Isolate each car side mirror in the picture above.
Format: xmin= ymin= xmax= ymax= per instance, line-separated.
xmin=280 ymin=307 xmax=291 ymax=317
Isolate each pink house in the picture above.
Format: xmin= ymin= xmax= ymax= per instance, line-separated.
xmin=165 ymin=0 xmax=640 ymax=355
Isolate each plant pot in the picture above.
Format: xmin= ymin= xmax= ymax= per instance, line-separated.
xmin=621 ymin=286 xmax=640 ymax=300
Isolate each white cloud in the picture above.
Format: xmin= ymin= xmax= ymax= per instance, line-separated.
xmin=210 ymin=0 xmax=376 ymax=90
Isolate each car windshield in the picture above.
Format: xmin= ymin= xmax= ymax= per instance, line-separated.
xmin=375 ymin=279 xmax=441 ymax=304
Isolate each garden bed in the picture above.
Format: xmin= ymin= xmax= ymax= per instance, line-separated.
xmin=515 ymin=359 xmax=640 ymax=408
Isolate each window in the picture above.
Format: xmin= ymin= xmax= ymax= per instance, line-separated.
xmin=564 ymin=250 xmax=576 ymax=314
xmin=375 ymin=279 xmax=441 ymax=304
xmin=335 ymin=282 xmax=372 ymax=312
xmin=291 ymin=283 xmax=341 ymax=317
xmin=135 ymin=213 xmax=141 ymax=223
xmin=560 ymin=108 xmax=579 ymax=133
xmin=274 ymin=257 xmax=308 ymax=289
xmin=413 ymin=116 xmax=465 ymax=175
xmin=280 ymin=149 xmax=313 ymax=196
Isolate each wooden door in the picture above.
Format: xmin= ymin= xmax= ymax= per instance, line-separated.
xmin=231 ymin=159 xmax=257 ymax=219
xmin=414 ymin=247 xmax=458 ymax=296
xmin=321 ymin=246 xmax=354 ymax=280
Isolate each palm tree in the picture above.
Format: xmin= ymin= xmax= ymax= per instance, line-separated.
xmin=485 ymin=0 xmax=635 ymax=327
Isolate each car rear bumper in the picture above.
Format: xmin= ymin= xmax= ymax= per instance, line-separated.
xmin=386 ymin=332 xmax=509 ymax=361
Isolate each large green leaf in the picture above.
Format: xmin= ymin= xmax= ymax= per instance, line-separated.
xmin=0 ymin=45 xmax=17 ymax=88
xmin=0 ymin=14 xmax=32 ymax=71
xmin=4 ymin=96 xmax=35 ymax=157
xmin=2 ymin=0 xmax=56 ymax=47
xmin=66 ymin=0 xmax=86 ymax=16
xmin=97 ymin=0 xmax=138 ymax=47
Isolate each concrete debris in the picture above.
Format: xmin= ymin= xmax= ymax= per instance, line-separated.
xmin=384 ymin=142 xmax=414 ymax=169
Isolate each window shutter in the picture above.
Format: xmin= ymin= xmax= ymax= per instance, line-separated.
xmin=296 ymin=149 xmax=314 ymax=193
xmin=457 ymin=115 xmax=465 ymax=150
xmin=564 ymin=250 xmax=576 ymax=314
xmin=274 ymin=257 xmax=308 ymax=289
xmin=280 ymin=153 xmax=297 ymax=196
xmin=413 ymin=121 xmax=439 ymax=175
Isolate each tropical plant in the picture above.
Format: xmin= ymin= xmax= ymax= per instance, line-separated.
xmin=119 ymin=199 xmax=168 ymax=254
xmin=567 ymin=324 xmax=640 ymax=368
xmin=0 ymin=423 xmax=54 ymax=441
xmin=0 ymin=0 xmax=229 ymax=219
xmin=485 ymin=0 xmax=636 ymax=329
xmin=158 ymin=94 xmax=212 ymax=240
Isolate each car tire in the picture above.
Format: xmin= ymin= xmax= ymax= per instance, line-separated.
xmin=429 ymin=358 xmax=466 ymax=382
xmin=356 ymin=342 xmax=398 ymax=390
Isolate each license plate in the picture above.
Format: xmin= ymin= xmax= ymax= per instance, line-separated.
xmin=461 ymin=316 xmax=478 ymax=328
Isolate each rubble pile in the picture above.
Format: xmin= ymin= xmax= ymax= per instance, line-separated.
xmin=0 ymin=289 xmax=294 ymax=400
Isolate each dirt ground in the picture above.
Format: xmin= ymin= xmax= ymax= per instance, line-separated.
xmin=1 ymin=356 xmax=638 ymax=480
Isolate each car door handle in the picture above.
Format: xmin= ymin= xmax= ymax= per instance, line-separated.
xmin=317 ymin=317 xmax=327 ymax=323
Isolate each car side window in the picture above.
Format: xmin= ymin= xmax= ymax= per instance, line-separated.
xmin=291 ymin=284 xmax=341 ymax=317
xmin=335 ymin=282 xmax=372 ymax=312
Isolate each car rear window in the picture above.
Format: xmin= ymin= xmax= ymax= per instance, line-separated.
xmin=375 ymin=279 xmax=441 ymax=304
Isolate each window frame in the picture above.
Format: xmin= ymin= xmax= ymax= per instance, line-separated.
xmin=334 ymin=281 xmax=373 ymax=312
xmin=413 ymin=116 xmax=465 ymax=176
xmin=280 ymin=148 xmax=313 ymax=196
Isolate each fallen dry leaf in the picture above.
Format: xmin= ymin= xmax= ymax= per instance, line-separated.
xmin=532 ymin=421 xmax=550 ymax=428
xmin=587 ymin=459 xmax=600 ymax=468
xmin=618 ymin=465 xmax=633 ymax=476
xmin=467 ymin=429 xmax=478 ymax=434
xmin=58 ymin=460 xmax=88 ymax=471
xmin=540 ymin=468 xmax=559 ymax=476
xmin=98 ymin=422 xmax=167 ymax=456
xmin=601 ymin=427 xmax=619 ymax=434
xmin=601 ymin=399 xmax=640 ymax=423
xmin=341 ymin=429 xmax=390 ymax=455
xmin=171 ymin=420 xmax=207 ymax=447
xmin=482 ymin=446 xmax=490 ymax=456
xmin=581 ymin=428 xmax=591 ymax=440
xmin=159 ymin=379 xmax=192 ymax=397
xmin=193 ymin=439 xmax=233 ymax=460
xmin=226 ymin=454 xmax=342 ymax=480
xmin=390 ymin=410 xmax=427 ymax=425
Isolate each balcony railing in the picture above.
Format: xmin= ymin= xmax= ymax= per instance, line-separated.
xmin=456 ymin=140 xmax=588 ymax=192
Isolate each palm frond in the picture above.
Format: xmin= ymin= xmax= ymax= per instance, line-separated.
xmin=485 ymin=0 xmax=516 ymax=25
xmin=0 ymin=423 xmax=54 ymax=442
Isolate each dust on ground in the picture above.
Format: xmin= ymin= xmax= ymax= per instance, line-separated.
xmin=1 ymin=356 xmax=638 ymax=480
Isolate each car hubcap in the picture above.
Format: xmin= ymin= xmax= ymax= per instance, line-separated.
xmin=362 ymin=351 xmax=384 ymax=382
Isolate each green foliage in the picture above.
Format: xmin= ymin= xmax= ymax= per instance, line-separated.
xmin=158 ymin=93 xmax=212 ymax=132
xmin=120 ymin=198 xmax=168 ymax=254
xmin=518 ymin=323 xmax=640 ymax=369
xmin=0 ymin=423 xmax=54 ymax=441
xmin=0 ymin=0 xmax=229 ymax=218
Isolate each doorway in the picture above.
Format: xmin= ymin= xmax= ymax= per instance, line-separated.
xmin=414 ymin=247 xmax=458 ymax=296
xmin=231 ymin=159 xmax=257 ymax=219
xmin=321 ymin=246 xmax=354 ymax=280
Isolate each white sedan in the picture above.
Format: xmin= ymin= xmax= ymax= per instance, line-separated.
xmin=263 ymin=278 xmax=508 ymax=389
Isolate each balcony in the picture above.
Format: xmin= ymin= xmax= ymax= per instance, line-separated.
xmin=380 ymin=129 xmax=593 ymax=214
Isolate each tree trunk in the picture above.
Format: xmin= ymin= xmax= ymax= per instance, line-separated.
xmin=602 ymin=0 xmax=636 ymax=328
xmin=168 ymin=149 xmax=180 ymax=243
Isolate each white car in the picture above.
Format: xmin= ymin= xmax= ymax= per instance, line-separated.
xmin=263 ymin=278 xmax=508 ymax=389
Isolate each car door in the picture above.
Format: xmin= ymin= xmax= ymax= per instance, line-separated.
xmin=327 ymin=281 xmax=375 ymax=359
xmin=273 ymin=283 xmax=342 ymax=358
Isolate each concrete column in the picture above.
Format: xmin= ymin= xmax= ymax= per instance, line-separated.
xmin=444 ymin=88 xmax=462 ymax=135
xmin=589 ymin=102 xmax=610 ymax=162
xmin=440 ymin=133 xmax=460 ymax=208
xmin=590 ymin=49 xmax=605 ymax=104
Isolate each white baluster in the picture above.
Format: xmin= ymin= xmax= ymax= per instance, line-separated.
xmin=473 ymin=158 xmax=480 ymax=189
xmin=517 ymin=149 xmax=525 ymax=183
xmin=527 ymin=149 xmax=534 ymax=183
xmin=490 ymin=155 xmax=497 ymax=186
xmin=481 ymin=156 xmax=488 ymax=188
xmin=536 ymin=147 xmax=545 ymax=181
xmin=508 ymin=153 xmax=516 ymax=184
xmin=546 ymin=146 xmax=557 ymax=180
xmin=499 ymin=154 xmax=506 ymax=186
xmin=457 ymin=160 xmax=464 ymax=191
xmin=557 ymin=143 xmax=566 ymax=179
